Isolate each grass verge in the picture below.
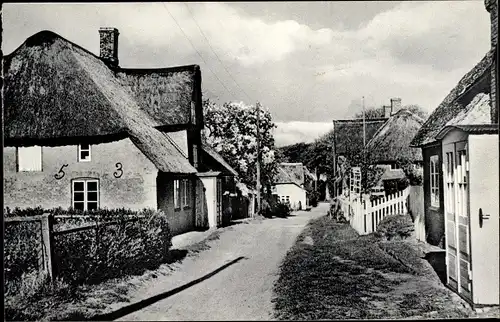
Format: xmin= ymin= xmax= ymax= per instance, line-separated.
xmin=272 ymin=215 xmax=477 ymax=320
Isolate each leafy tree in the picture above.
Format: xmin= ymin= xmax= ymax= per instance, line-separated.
xmin=353 ymin=104 xmax=428 ymax=120
xmin=396 ymin=157 xmax=423 ymax=186
xmin=404 ymin=104 xmax=429 ymax=120
xmin=203 ymin=99 xmax=278 ymax=189
xmin=353 ymin=107 xmax=384 ymax=119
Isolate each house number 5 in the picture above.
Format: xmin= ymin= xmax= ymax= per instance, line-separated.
xmin=54 ymin=164 xmax=68 ymax=180
xmin=114 ymin=162 xmax=123 ymax=178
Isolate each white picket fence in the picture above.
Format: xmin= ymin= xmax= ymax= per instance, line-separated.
xmin=339 ymin=187 xmax=410 ymax=235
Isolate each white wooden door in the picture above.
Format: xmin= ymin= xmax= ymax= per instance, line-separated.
xmin=468 ymin=134 xmax=499 ymax=305
xmin=444 ymin=141 xmax=472 ymax=301
xmin=216 ymin=178 xmax=222 ymax=226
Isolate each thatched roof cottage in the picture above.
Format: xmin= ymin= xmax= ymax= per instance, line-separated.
xmin=408 ymin=0 xmax=498 ymax=307
xmin=273 ymin=162 xmax=311 ymax=210
xmin=3 ymin=28 xmax=236 ymax=235
xmin=365 ymin=109 xmax=425 ymax=194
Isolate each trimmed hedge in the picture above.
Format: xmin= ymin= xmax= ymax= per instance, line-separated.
xmin=4 ymin=207 xmax=173 ymax=291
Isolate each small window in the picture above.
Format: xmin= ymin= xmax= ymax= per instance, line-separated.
xmin=17 ymin=146 xmax=42 ymax=172
xmin=191 ymin=101 xmax=196 ymax=123
xmin=430 ymin=155 xmax=440 ymax=208
xmin=174 ymin=180 xmax=181 ymax=209
xmin=72 ymin=179 xmax=99 ymax=211
xmin=182 ymin=179 xmax=190 ymax=207
xmin=192 ymin=144 xmax=198 ymax=168
xmin=390 ymin=163 xmax=400 ymax=170
xmin=78 ymin=144 xmax=91 ymax=162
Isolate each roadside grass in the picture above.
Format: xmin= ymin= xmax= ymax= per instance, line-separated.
xmin=5 ymin=226 xmax=231 ymax=321
xmin=272 ymin=215 xmax=475 ymax=320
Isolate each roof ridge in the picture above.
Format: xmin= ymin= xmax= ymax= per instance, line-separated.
xmin=333 ymin=118 xmax=388 ymax=123
xmin=5 ymin=30 xmax=102 ymax=61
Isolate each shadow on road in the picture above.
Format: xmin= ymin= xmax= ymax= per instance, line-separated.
xmin=88 ymin=256 xmax=248 ymax=321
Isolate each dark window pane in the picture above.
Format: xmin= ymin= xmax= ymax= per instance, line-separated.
xmin=80 ymin=151 xmax=90 ymax=160
xmin=74 ymin=192 xmax=85 ymax=202
xmin=74 ymin=202 xmax=84 ymax=211
xmin=87 ymin=182 xmax=98 ymax=191
xmin=87 ymin=202 xmax=98 ymax=211
xmin=80 ymin=144 xmax=90 ymax=150
xmin=87 ymin=192 xmax=98 ymax=202
xmin=74 ymin=182 xmax=84 ymax=191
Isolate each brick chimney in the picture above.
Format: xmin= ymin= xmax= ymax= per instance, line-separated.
xmin=383 ymin=105 xmax=392 ymax=118
xmin=99 ymin=27 xmax=119 ymax=67
xmin=390 ymin=98 xmax=402 ymax=115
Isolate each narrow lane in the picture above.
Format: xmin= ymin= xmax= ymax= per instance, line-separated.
xmin=116 ymin=203 xmax=328 ymax=321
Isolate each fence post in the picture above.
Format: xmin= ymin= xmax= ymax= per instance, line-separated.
xmin=41 ymin=213 xmax=55 ymax=281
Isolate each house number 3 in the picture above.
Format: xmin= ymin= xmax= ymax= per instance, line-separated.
xmin=114 ymin=162 xmax=123 ymax=178
xmin=54 ymin=164 xmax=68 ymax=180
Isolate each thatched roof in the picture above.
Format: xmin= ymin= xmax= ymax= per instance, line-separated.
xmin=3 ymin=30 xmax=196 ymax=174
xmin=3 ymin=31 xmax=200 ymax=141
xmin=201 ymin=143 xmax=239 ymax=176
xmin=116 ymin=65 xmax=200 ymax=128
xmin=275 ymin=163 xmax=305 ymax=187
xmin=333 ymin=118 xmax=388 ymax=159
xmin=410 ymin=49 xmax=495 ymax=147
xmin=365 ymin=109 xmax=424 ymax=163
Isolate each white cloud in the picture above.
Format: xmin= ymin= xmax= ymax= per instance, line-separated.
xmin=2 ymin=1 xmax=491 ymax=124
xmin=274 ymin=121 xmax=333 ymax=147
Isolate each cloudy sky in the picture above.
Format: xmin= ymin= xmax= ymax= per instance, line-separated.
xmin=3 ymin=1 xmax=491 ymax=146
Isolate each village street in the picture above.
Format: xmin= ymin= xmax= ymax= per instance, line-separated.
xmin=110 ymin=204 xmax=328 ymax=321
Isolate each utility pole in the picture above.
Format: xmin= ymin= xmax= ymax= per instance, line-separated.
xmin=362 ymin=96 xmax=366 ymax=150
xmin=255 ymin=102 xmax=261 ymax=217
xmin=315 ymin=167 xmax=318 ymax=192
xmin=362 ymin=96 xmax=366 ymax=203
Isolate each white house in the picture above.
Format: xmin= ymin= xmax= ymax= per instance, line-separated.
xmin=273 ymin=163 xmax=308 ymax=210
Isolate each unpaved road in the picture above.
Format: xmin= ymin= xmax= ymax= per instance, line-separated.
xmin=116 ymin=204 xmax=328 ymax=321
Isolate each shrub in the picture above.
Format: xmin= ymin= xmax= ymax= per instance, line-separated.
xmin=274 ymin=203 xmax=291 ymax=218
xmin=375 ymin=214 xmax=414 ymax=241
xmin=4 ymin=207 xmax=173 ymax=289
xmin=328 ymin=198 xmax=348 ymax=223
xmin=4 ymin=221 xmax=43 ymax=294
xmin=308 ymin=190 xmax=320 ymax=208
xmin=53 ymin=208 xmax=172 ymax=285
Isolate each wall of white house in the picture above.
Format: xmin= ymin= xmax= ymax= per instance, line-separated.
xmin=167 ymin=130 xmax=189 ymax=158
xmin=275 ymin=183 xmax=307 ymax=210
xmin=3 ymin=138 xmax=158 ymax=211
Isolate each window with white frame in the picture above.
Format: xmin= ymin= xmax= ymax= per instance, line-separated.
xmin=72 ymin=179 xmax=99 ymax=211
xmin=17 ymin=146 xmax=42 ymax=172
xmin=182 ymin=179 xmax=190 ymax=207
xmin=390 ymin=163 xmax=400 ymax=170
xmin=174 ymin=180 xmax=181 ymax=209
xmin=430 ymin=155 xmax=440 ymax=208
xmin=78 ymin=144 xmax=91 ymax=162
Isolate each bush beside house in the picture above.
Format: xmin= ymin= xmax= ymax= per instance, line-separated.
xmin=4 ymin=207 xmax=173 ymax=297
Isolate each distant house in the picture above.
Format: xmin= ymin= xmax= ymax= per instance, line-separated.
xmin=197 ymin=143 xmax=239 ymax=228
xmin=409 ymin=0 xmax=498 ymax=307
xmin=3 ymin=28 xmax=236 ymax=236
xmin=273 ymin=163 xmax=309 ymax=210
xmin=365 ymin=109 xmax=425 ymax=196
xmin=331 ymin=99 xmax=394 ymax=197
